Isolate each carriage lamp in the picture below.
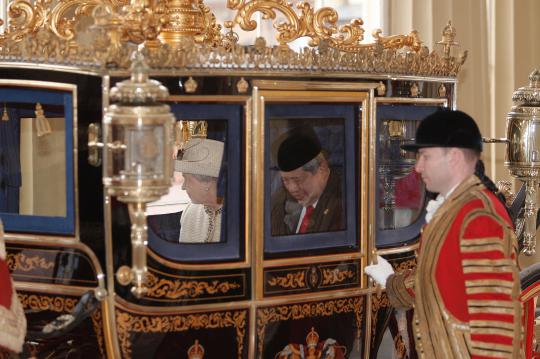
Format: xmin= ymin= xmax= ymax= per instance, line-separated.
xmin=504 ymin=69 xmax=540 ymax=255
xmin=103 ymin=52 xmax=175 ymax=297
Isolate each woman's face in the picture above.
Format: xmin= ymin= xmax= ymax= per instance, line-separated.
xmin=181 ymin=173 xmax=216 ymax=205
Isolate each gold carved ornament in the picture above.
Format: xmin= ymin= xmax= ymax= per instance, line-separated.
xmin=0 ymin=0 xmax=466 ymax=76
xmin=90 ymin=307 xmax=106 ymax=358
xmin=144 ymin=271 xmax=241 ymax=300
xmin=370 ymin=291 xmax=390 ymax=347
xmin=321 ymin=267 xmax=355 ymax=286
xmin=115 ymin=308 xmax=246 ymax=359
xmin=1 ymin=0 xmax=108 ymax=59
xmin=227 ymin=0 xmax=421 ymax=53
xmin=6 ymin=252 xmax=55 ymax=272
xmin=18 ymin=293 xmax=78 ymax=313
xmin=267 ymin=271 xmax=306 ymax=289
xmin=256 ymin=297 xmax=363 ymax=358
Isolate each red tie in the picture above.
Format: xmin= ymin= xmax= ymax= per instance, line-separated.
xmin=298 ymin=205 xmax=315 ymax=233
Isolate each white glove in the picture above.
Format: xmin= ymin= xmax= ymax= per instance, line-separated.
xmin=364 ymin=255 xmax=394 ymax=288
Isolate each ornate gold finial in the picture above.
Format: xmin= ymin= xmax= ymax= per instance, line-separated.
xmin=187 ymin=340 xmax=205 ymax=359
xmin=158 ymin=0 xmax=206 ymax=47
xmin=2 ymin=104 xmax=9 ymax=121
xmin=306 ymin=327 xmax=319 ymax=348
xmin=410 ymin=82 xmax=419 ymax=97
xmin=236 ymin=77 xmax=249 ymax=93
xmin=184 ymin=77 xmax=198 ymax=93
xmin=176 ymin=120 xmax=208 ymax=159
xmin=387 ymin=120 xmax=404 ymax=138
xmin=376 ymin=81 xmax=386 ymax=96
xmin=438 ymin=83 xmax=447 ymax=97
xmin=120 ymin=0 xmax=167 ymax=46
xmin=437 ymin=20 xmax=459 ymax=58
xmin=189 ymin=121 xmax=208 ymax=138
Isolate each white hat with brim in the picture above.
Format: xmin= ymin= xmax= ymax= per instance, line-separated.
xmin=175 ymin=139 xmax=224 ymax=178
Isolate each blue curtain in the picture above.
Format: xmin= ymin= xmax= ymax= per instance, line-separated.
xmin=0 ymin=107 xmax=21 ymax=213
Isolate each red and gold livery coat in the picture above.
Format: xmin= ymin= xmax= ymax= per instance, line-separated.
xmin=0 ymin=221 xmax=26 ymax=355
xmin=386 ymin=175 xmax=523 ymax=359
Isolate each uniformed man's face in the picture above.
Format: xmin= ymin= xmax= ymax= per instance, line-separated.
xmin=280 ymin=166 xmax=327 ymax=207
xmin=414 ymin=147 xmax=453 ymax=195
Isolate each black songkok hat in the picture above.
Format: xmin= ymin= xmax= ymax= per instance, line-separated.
xmin=277 ymin=128 xmax=322 ymax=172
xmin=401 ymin=109 xmax=483 ymax=152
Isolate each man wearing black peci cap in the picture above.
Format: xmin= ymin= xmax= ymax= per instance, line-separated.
xmin=365 ymin=110 xmax=522 ymax=358
xmin=271 ymin=128 xmax=344 ymax=236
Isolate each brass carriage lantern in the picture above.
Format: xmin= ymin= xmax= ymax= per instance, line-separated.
xmin=103 ymin=52 xmax=174 ymax=297
xmin=504 ymin=69 xmax=540 ymax=255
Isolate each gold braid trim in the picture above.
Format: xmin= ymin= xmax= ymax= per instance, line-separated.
xmin=386 ymin=269 xmax=414 ymax=309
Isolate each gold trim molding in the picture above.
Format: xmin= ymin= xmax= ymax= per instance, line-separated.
xmin=0 ymin=0 xmax=466 ymax=77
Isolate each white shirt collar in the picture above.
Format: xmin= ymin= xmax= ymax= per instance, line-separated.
xmin=425 ymin=183 xmax=459 ymax=224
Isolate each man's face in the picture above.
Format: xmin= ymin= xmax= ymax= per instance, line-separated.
xmin=414 ymin=147 xmax=453 ymax=194
xmin=280 ymin=166 xmax=327 ymax=206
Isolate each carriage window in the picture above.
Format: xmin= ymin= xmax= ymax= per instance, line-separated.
xmin=378 ymin=118 xmax=422 ymax=229
xmin=269 ymin=119 xmax=346 ymax=236
xmin=148 ymin=120 xmax=227 ymax=244
xmin=2 ymin=104 xmax=66 ymax=217
xmin=375 ymin=102 xmax=446 ymax=248
xmin=0 ymin=84 xmax=75 ymax=235
xmin=263 ymin=102 xmax=360 ymax=258
xmin=146 ymin=102 xmax=244 ymax=263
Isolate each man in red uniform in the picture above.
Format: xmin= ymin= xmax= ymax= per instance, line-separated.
xmin=365 ymin=110 xmax=522 ymax=358
xmin=0 ymin=219 xmax=26 ymax=356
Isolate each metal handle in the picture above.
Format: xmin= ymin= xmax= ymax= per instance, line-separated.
xmin=482 ymin=137 xmax=509 ymax=144
xmin=522 ymin=180 xmax=538 ymax=256
xmin=115 ymin=203 xmax=149 ymax=298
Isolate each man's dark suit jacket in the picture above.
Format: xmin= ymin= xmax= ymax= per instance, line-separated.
xmin=270 ymin=170 xmax=344 ymax=236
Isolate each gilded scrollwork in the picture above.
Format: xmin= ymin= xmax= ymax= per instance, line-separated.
xmin=91 ymin=307 xmax=105 ymax=357
xmin=6 ymin=252 xmax=54 ymax=272
xmin=256 ymin=297 xmax=364 ymax=357
xmin=17 ymin=293 xmax=78 ymax=313
xmin=144 ymin=272 xmax=241 ymax=299
xmin=5 ymin=0 xmax=103 ymax=44
xmin=0 ymin=0 xmax=466 ymax=77
xmin=370 ymin=291 xmax=390 ymax=345
xmin=116 ymin=308 xmax=247 ymax=359
xmin=321 ymin=268 xmax=355 ymax=286
xmin=267 ymin=271 xmax=305 ymax=289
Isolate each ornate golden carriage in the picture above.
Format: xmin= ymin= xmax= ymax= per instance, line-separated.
xmin=4 ymin=0 xmax=530 ymax=358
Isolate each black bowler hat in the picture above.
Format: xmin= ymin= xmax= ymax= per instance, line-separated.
xmin=277 ymin=128 xmax=322 ymax=172
xmin=401 ymin=109 xmax=483 ymax=152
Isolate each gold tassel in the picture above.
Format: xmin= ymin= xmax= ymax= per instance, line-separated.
xmin=35 ymin=103 xmax=52 ymax=137
xmin=2 ymin=104 xmax=9 ymax=121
